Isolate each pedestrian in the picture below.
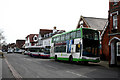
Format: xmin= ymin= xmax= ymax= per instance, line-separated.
xmin=2 ymin=53 xmax=4 ymax=58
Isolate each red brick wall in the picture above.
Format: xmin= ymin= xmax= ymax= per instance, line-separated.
xmin=107 ymin=1 xmax=120 ymax=63
xmin=16 ymin=40 xmax=25 ymax=49
xmin=109 ymin=1 xmax=120 ymax=34
xmin=83 ymin=21 xmax=89 ymax=28
xmin=110 ymin=35 xmax=120 ymax=40
xmin=109 ymin=1 xmax=120 ymax=42
xmin=109 ymin=1 xmax=120 ymax=10
xmin=101 ymin=27 xmax=109 ymax=60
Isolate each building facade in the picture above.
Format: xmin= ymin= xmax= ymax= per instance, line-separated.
xmin=16 ymin=39 xmax=25 ymax=49
xmin=38 ymin=27 xmax=65 ymax=48
xmin=25 ymin=34 xmax=38 ymax=48
xmin=38 ymin=29 xmax=53 ymax=46
xmin=108 ymin=0 xmax=120 ymax=66
xmin=101 ymin=26 xmax=110 ymax=60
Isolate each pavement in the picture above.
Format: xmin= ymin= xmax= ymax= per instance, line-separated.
xmin=2 ymin=57 xmax=15 ymax=78
xmin=0 ymin=53 xmax=15 ymax=79
xmin=100 ymin=61 xmax=110 ymax=68
xmin=99 ymin=60 xmax=120 ymax=68
xmin=0 ymin=53 xmax=5 ymax=79
xmin=0 ymin=58 xmax=2 ymax=80
xmin=89 ymin=60 xmax=110 ymax=69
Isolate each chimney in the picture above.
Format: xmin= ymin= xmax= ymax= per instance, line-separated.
xmin=53 ymin=26 xmax=57 ymax=33
xmin=54 ymin=26 xmax=56 ymax=29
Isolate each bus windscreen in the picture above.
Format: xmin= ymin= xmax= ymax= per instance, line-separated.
xmin=82 ymin=29 xmax=99 ymax=57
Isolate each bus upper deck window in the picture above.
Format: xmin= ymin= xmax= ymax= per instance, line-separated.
xmin=76 ymin=31 xmax=81 ymax=38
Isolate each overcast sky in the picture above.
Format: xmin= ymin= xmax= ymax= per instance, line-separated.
xmin=0 ymin=0 xmax=109 ymax=44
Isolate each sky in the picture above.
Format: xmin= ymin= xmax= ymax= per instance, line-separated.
xmin=0 ymin=0 xmax=109 ymax=44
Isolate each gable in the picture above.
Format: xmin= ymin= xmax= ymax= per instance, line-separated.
xmin=76 ymin=16 xmax=108 ymax=31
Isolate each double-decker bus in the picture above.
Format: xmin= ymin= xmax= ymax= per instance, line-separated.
xmin=40 ymin=46 xmax=50 ymax=58
xmin=50 ymin=28 xmax=100 ymax=63
xmin=26 ymin=46 xmax=44 ymax=57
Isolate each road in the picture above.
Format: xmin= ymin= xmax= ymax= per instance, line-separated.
xmin=2 ymin=53 xmax=120 ymax=79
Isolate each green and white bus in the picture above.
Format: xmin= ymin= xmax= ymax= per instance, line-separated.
xmin=50 ymin=28 xmax=100 ymax=63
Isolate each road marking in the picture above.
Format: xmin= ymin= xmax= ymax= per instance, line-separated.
xmin=66 ymin=71 xmax=88 ymax=78
xmin=45 ymin=64 xmax=58 ymax=69
xmin=26 ymin=59 xmax=32 ymax=61
xmin=23 ymin=58 xmax=32 ymax=61
xmin=4 ymin=58 xmax=22 ymax=79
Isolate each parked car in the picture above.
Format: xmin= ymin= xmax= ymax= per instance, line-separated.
xmin=7 ymin=49 xmax=14 ymax=53
xmin=14 ymin=49 xmax=25 ymax=54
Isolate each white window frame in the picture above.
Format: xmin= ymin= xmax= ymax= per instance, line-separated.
xmin=113 ymin=15 xmax=118 ymax=29
xmin=117 ymin=42 xmax=120 ymax=56
xmin=113 ymin=0 xmax=118 ymax=5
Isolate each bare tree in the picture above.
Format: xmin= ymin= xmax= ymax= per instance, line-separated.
xmin=0 ymin=29 xmax=5 ymax=49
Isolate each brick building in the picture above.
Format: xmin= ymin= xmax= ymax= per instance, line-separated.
xmin=16 ymin=39 xmax=25 ymax=49
xmin=108 ymin=0 xmax=120 ymax=66
xmin=102 ymin=0 xmax=120 ymax=66
xmin=101 ymin=25 xmax=110 ymax=60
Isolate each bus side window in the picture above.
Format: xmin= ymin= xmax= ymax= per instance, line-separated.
xmin=76 ymin=31 xmax=81 ymax=38
xmin=66 ymin=33 xmax=70 ymax=40
xmin=71 ymin=31 xmax=76 ymax=39
xmin=61 ymin=35 xmax=65 ymax=41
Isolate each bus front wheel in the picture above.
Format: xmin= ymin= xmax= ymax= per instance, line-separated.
xmin=69 ymin=56 xmax=73 ymax=63
xmin=55 ymin=55 xmax=57 ymax=61
xmin=79 ymin=61 xmax=88 ymax=65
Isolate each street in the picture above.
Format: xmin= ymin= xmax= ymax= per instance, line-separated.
xmin=2 ymin=53 xmax=120 ymax=79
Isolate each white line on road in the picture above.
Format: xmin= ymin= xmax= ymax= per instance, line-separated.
xmin=23 ymin=58 xmax=33 ymax=61
xmin=45 ymin=64 xmax=58 ymax=69
xmin=66 ymin=71 xmax=88 ymax=78
xmin=26 ymin=59 xmax=32 ymax=61
xmin=4 ymin=58 xmax=22 ymax=79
